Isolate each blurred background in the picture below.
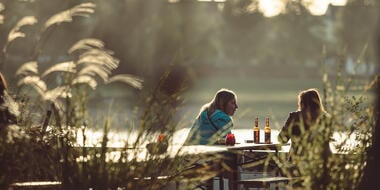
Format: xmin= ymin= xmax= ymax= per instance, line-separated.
xmin=0 ymin=0 xmax=378 ymax=130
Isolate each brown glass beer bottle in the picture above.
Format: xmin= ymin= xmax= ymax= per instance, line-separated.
xmin=264 ymin=117 xmax=271 ymax=144
xmin=254 ymin=117 xmax=260 ymax=143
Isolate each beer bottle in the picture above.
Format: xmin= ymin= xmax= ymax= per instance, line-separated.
xmin=254 ymin=117 xmax=260 ymax=143
xmin=265 ymin=117 xmax=271 ymax=144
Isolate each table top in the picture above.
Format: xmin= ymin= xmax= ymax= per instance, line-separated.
xmin=73 ymin=143 xmax=291 ymax=163
xmin=221 ymin=143 xmax=283 ymax=151
xmin=75 ymin=143 xmax=287 ymax=154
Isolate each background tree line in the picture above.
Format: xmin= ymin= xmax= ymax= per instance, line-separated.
xmin=0 ymin=0 xmax=377 ymax=89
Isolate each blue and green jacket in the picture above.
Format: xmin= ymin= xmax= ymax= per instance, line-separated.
xmin=184 ymin=109 xmax=233 ymax=145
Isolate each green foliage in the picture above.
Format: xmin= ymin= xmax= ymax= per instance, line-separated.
xmin=271 ymin=51 xmax=376 ymax=190
xmin=319 ymin=54 xmax=375 ymax=190
xmin=0 ymin=2 xmax=211 ymax=190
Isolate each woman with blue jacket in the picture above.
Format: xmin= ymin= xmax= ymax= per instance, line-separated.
xmin=184 ymin=88 xmax=238 ymax=145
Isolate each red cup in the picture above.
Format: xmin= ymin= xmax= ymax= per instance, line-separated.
xmin=225 ymin=134 xmax=236 ymax=146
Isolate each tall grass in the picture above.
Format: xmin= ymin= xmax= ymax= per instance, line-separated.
xmin=0 ymin=2 xmax=217 ymax=190
xmin=0 ymin=1 xmax=377 ymax=190
xmin=267 ymin=50 xmax=377 ymax=190
xmin=318 ymin=50 xmax=376 ymax=190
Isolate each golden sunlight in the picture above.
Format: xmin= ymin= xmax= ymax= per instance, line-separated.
xmin=196 ymin=0 xmax=226 ymax=2
xmin=302 ymin=0 xmax=330 ymax=16
xmin=258 ymin=0 xmax=285 ymax=17
xmin=330 ymin=0 xmax=348 ymax=6
xmin=189 ymin=0 xmax=349 ymax=17
xmin=257 ymin=0 xmax=348 ymax=17
xmin=168 ymin=0 xmax=347 ymax=17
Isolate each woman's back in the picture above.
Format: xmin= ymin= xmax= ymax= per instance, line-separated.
xmin=184 ymin=88 xmax=238 ymax=145
xmin=185 ymin=109 xmax=232 ymax=145
xmin=279 ymin=111 xmax=331 ymax=159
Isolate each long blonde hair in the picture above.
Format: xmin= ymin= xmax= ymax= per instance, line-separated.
xmin=200 ymin=88 xmax=236 ymax=116
xmin=297 ymin=88 xmax=325 ymax=123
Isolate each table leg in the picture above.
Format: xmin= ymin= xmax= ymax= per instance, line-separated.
xmin=219 ymin=176 xmax=224 ymax=190
xmin=225 ymin=151 xmax=239 ymax=190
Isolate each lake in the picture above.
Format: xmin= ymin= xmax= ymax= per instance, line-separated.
xmin=75 ymin=128 xmax=358 ymax=154
xmin=88 ymin=76 xmax=326 ymax=132
xmin=75 ymin=128 xmax=282 ymax=147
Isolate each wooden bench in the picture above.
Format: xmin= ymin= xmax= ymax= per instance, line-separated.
xmin=237 ymin=176 xmax=295 ymax=190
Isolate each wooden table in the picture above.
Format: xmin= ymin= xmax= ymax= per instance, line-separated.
xmin=153 ymin=143 xmax=283 ymax=190
xmin=72 ymin=143 xmax=283 ymax=190
xmin=204 ymin=143 xmax=284 ymax=190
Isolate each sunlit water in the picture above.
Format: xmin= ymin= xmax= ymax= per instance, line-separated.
xmin=75 ymin=128 xmax=359 ymax=154
xmin=75 ymin=128 xmax=281 ymax=146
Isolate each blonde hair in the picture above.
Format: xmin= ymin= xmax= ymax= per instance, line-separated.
xmin=201 ymin=88 xmax=237 ymax=116
xmin=297 ymin=88 xmax=324 ymax=122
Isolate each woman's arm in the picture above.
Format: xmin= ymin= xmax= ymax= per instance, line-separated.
xmin=278 ymin=113 xmax=294 ymax=144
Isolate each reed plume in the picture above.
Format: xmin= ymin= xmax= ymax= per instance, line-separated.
xmin=17 ymin=76 xmax=46 ymax=96
xmin=15 ymin=61 xmax=38 ymax=76
xmin=68 ymin=38 xmax=105 ymax=53
xmin=41 ymin=61 xmax=76 ymax=78
xmin=43 ymin=3 xmax=96 ymax=31
xmin=3 ymin=16 xmax=38 ymax=53
xmin=107 ymin=74 xmax=144 ymax=90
